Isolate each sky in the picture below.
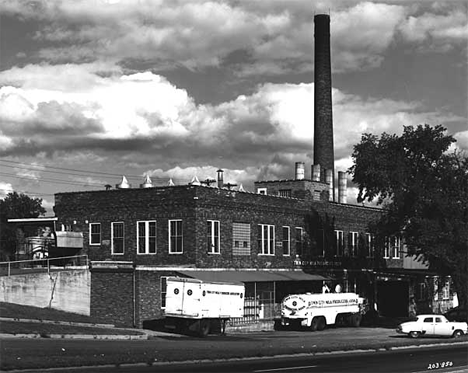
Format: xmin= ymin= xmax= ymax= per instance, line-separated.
xmin=0 ymin=0 xmax=467 ymax=214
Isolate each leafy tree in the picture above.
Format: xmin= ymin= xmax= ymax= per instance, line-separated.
xmin=349 ymin=124 xmax=468 ymax=313
xmin=0 ymin=192 xmax=46 ymax=261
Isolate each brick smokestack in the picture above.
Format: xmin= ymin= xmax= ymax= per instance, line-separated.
xmin=314 ymin=14 xmax=335 ymax=200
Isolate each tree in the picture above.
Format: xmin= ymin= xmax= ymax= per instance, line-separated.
xmin=349 ymin=124 xmax=468 ymax=313
xmin=0 ymin=192 xmax=46 ymax=261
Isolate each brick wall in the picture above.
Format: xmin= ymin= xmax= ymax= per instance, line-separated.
xmin=90 ymin=266 xmax=134 ymax=327
xmin=54 ymin=184 xmax=392 ymax=270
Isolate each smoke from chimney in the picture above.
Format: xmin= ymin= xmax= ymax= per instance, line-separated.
xmin=314 ymin=14 xmax=335 ymax=200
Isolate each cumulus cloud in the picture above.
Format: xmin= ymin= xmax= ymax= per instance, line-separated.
xmin=398 ymin=5 xmax=468 ymax=52
xmin=0 ymin=182 xmax=14 ymax=199
xmin=1 ymin=0 xmax=465 ymax=76
xmin=2 ymin=61 xmax=463 ymax=197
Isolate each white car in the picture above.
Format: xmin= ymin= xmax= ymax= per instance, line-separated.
xmin=396 ymin=314 xmax=468 ymax=338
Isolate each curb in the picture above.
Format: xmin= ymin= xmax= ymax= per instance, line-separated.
xmin=0 ymin=317 xmax=115 ymax=329
xmin=0 ymin=332 xmax=148 ymax=340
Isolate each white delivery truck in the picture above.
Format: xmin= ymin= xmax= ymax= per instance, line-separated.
xmin=163 ymin=276 xmax=245 ymax=337
xmin=280 ymin=292 xmax=365 ymax=331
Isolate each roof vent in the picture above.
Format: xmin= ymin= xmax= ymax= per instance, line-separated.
xmin=190 ymin=176 xmax=201 ymax=186
xmin=116 ymin=176 xmax=131 ymax=189
xmin=140 ymin=174 xmax=153 ymax=188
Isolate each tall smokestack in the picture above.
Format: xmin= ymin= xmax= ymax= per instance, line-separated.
xmin=314 ymin=14 xmax=335 ymax=200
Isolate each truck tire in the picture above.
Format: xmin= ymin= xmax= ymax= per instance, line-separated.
xmin=198 ymin=319 xmax=210 ymax=337
xmin=310 ymin=317 xmax=319 ymax=331
xmin=317 ymin=317 xmax=326 ymax=331
xmin=348 ymin=314 xmax=362 ymax=327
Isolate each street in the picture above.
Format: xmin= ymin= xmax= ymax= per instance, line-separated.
xmin=2 ymin=344 xmax=466 ymax=373
xmin=1 ymin=327 xmax=467 ymax=372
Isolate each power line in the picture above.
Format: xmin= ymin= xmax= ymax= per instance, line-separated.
xmin=0 ymin=159 xmax=189 ymax=183
xmin=0 ymin=172 xmax=106 ymax=188
xmin=0 ymin=159 xmax=182 ymax=181
xmin=0 ymin=159 xmax=142 ymax=178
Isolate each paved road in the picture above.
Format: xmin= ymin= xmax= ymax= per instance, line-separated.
xmin=1 ymin=327 xmax=467 ymax=371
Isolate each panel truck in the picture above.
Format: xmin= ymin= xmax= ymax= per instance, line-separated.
xmin=280 ymin=292 xmax=365 ymax=331
xmin=163 ymin=276 xmax=245 ymax=337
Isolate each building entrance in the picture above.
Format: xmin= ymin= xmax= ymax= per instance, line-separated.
xmin=377 ymin=281 xmax=409 ymax=317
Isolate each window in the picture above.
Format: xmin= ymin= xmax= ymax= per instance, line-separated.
xmin=442 ymin=279 xmax=450 ymax=300
xmin=89 ymin=223 xmax=101 ymax=245
xmin=433 ymin=277 xmax=439 ymax=301
xmin=137 ymin=221 xmax=157 ymax=254
xmin=111 ymin=222 xmax=124 ymax=255
xmin=391 ymin=236 xmax=401 ymax=258
xmin=233 ymin=222 xmax=250 ymax=255
xmin=384 ymin=237 xmax=390 ymax=258
xmin=295 ymin=227 xmax=304 ymax=257
xmin=282 ymin=226 xmax=290 ymax=256
xmin=160 ymin=277 xmax=167 ymax=309
xmin=313 ymin=190 xmax=321 ymax=201
xmin=169 ymin=220 xmax=183 ymax=254
xmin=258 ymin=224 xmax=275 ymax=255
xmin=349 ymin=232 xmax=359 ymax=257
xmin=335 ymin=230 xmax=344 ymax=257
xmin=257 ymin=188 xmax=267 ymax=195
xmin=316 ymin=229 xmax=326 ymax=257
xmin=207 ymin=220 xmax=220 ymax=254
xmin=423 ymin=317 xmax=433 ymax=323
xmin=417 ymin=282 xmax=426 ymax=301
xmin=365 ymin=233 xmax=374 ymax=258
xmin=279 ymin=189 xmax=291 ymax=198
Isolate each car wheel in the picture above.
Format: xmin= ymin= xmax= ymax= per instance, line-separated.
xmin=452 ymin=330 xmax=464 ymax=338
xmin=409 ymin=331 xmax=420 ymax=338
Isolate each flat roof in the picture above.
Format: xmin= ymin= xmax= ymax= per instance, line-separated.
xmin=7 ymin=217 xmax=58 ymax=224
xmin=176 ymin=270 xmax=329 ymax=283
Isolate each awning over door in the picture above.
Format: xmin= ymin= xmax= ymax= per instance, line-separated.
xmin=176 ymin=270 xmax=329 ymax=283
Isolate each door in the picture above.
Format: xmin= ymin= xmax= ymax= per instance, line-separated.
xmin=377 ymin=281 xmax=409 ymax=317
xmin=180 ymin=281 xmax=201 ymax=317
xmin=433 ymin=316 xmax=449 ymax=336
xmin=421 ymin=316 xmax=434 ymax=335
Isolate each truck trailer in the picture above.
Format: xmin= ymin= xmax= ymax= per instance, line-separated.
xmin=281 ymin=292 xmax=365 ymax=331
xmin=163 ymin=276 xmax=245 ymax=337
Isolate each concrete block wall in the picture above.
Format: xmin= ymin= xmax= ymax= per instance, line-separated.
xmin=0 ymin=269 xmax=90 ymax=315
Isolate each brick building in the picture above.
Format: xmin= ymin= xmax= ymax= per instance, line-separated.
xmin=48 ymin=167 xmax=455 ymax=328
xmin=4 ymin=13 xmax=457 ymax=328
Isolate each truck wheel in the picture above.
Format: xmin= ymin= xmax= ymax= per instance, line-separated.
xmin=409 ymin=331 xmax=420 ymax=338
xmin=199 ymin=319 xmax=210 ymax=337
xmin=317 ymin=317 xmax=326 ymax=331
xmin=350 ymin=314 xmax=362 ymax=327
xmin=310 ymin=317 xmax=319 ymax=331
xmin=452 ymin=330 xmax=464 ymax=338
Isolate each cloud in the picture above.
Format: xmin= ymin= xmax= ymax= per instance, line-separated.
xmin=0 ymin=182 xmax=14 ymax=199
xmin=2 ymin=1 xmax=465 ymax=76
xmin=0 ymin=63 xmax=465 ymax=195
xmin=398 ymin=5 xmax=468 ymax=52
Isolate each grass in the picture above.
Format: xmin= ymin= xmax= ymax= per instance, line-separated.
xmin=0 ymin=302 xmax=107 ymax=324
xmin=0 ymin=321 xmax=144 ymax=336
xmin=0 ymin=302 xmax=144 ymax=337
